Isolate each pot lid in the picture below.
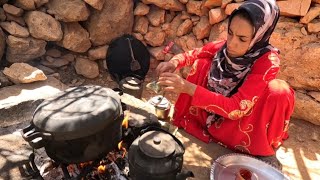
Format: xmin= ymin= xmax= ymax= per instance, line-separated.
xmin=32 ymin=86 xmax=122 ymax=141
xmin=138 ymin=131 xmax=175 ymax=158
xmin=148 ymin=95 xmax=170 ymax=109
xmin=124 ymin=76 xmax=141 ymax=85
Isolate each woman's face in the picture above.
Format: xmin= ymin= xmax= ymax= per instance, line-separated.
xmin=226 ymin=15 xmax=254 ymax=57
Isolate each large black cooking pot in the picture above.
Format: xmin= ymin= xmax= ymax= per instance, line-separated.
xmin=21 ymin=86 xmax=124 ymax=164
xmin=128 ymin=127 xmax=194 ymax=180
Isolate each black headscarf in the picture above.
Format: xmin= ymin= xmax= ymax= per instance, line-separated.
xmin=207 ymin=0 xmax=280 ymax=97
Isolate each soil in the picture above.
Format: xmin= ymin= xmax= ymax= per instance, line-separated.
xmin=0 ymin=64 xmax=319 ymax=180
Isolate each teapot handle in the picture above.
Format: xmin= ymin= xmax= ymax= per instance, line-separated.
xmin=140 ymin=126 xmax=185 ymax=156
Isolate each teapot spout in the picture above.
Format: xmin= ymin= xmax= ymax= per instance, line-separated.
xmin=176 ymin=170 xmax=194 ymax=180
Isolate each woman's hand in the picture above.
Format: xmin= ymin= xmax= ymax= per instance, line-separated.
xmin=158 ymin=72 xmax=196 ymax=96
xmin=155 ymin=61 xmax=178 ymax=77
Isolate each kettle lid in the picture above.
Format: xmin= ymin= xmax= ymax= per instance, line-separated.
xmin=123 ymin=76 xmax=141 ymax=86
xmin=148 ymin=95 xmax=170 ymax=108
xmin=138 ymin=130 xmax=175 ymax=158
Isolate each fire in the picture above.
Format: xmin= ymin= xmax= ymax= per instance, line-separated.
xmin=122 ymin=113 xmax=129 ymax=129
xmin=117 ymin=140 xmax=127 ymax=158
xmin=97 ymin=165 xmax=106 ymax=174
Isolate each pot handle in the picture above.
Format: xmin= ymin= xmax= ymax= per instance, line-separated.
xmin=20 ymin=124 xmax=52 ymax=149
xmin=140 ymin=126 xmax=185 ymax=157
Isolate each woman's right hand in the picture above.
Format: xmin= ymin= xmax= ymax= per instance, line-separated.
xmin=156 ymin=61 xmax=178 ymax=77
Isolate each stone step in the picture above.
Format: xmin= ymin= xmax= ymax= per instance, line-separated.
xmin=0 ymin=76 xmax=67 ymax=127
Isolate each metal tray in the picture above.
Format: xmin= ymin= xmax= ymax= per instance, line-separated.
xmin=210 ymin=153 xmax=289 ymax=180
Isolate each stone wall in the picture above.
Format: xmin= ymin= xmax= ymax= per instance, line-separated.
xmin=0 ymin=0 xmax=319 ymax=125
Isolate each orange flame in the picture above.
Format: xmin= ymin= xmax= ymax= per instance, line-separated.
xmin=97 ymin=165 xmax=106 ymax=174
xmin=122 ymin=113 xmax=129 ymax=129
xmin=117 ymin=140 xmax=127 ymax=158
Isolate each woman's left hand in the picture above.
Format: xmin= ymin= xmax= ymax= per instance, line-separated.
xmin=158 ymin=72 xmax=196 ymax=96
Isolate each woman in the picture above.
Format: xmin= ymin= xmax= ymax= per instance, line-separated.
xmin=156 ymin=0 xmax=295 ymax=168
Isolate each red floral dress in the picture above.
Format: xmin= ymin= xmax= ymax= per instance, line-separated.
xmin=172 ymin=41 xmax=295 ymax=156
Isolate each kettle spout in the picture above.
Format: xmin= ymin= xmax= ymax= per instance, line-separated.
xmin=176 ymin=170 xmax=194 ymax=180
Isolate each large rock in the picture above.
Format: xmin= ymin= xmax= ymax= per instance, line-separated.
xmin=144 ymin=26 xmax=166 ymax=46
xmin=134 ymin=2 xmax=150 ymax=16
xmin=177 ymin=19 xmax=193 ymax=36
xmin=86 ymin=0 xmax=134 ymax=46
xmin=293 ymin=91 xmax=320 ymax=125
xmin=14 ymin=0 xmax=36 ymax=10
xmin=84 ymin=0 xmax=105 ymax=10
xmin=47 ymin=0 xmax=90 ymax=22
xmin=270 ymin=18 xmax=320 ymax=91
xmin=186 ymin=0 xmax=207 ymax=16
xmin=0 ymin=21 xmax=29 ymax=38
xmin=209 ymin=8 xmax=227 ymax=25
xmin=58 ymin=22 xmax=91 ymax=53
xmin=175 ymin=33 xmax=203 ymax=52
xmin=209 ymin=19 xmax=228 ymax=42
xmin=133 ymin=16 xmax=149 ymax=34
xmin=300 ymin=7 xmax=320 ymax=24
xmin=3 ymin=63 xmax=47 ymax=84
xmin=269 ymin=18 xmax=320 ymax=125
xmin=141 ymin=0 xmax=185 ymax=11
xmin=146 ymin=5 xmax=165 ymax=27
xmin=14 ymin=0 xmax=48 ymax=10
xmin=193 ymin=16 xmax=211 ymax=40
xmin=203 ymin=0 xmax=222 ymax=8
xmin=88 ymin=45 xmax=108 ymax=60
xmin=75 ymin=57 xmax=99 ymax=78
xmin=6 ymin=35 xmax=46 ymax=63
xmin=25 ymin=11 xmax=63 ymax=41
xmin=277 ymin=0 xmax=311 ymax=17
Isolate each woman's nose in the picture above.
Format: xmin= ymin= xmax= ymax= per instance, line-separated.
xmin=228 ymin=36 xmax=237 ymax=49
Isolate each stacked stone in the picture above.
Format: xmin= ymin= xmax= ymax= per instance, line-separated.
xmin=133 ymin=0 xmax=320 ymax=125
xmin=0 ymin=0 xmax=133 ymax=83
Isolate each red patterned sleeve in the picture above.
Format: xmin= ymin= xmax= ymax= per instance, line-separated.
xmin=170 ymin=41 xmax=225 ymax=69
xmin=190 ymin=52 xmax=280 ymax=120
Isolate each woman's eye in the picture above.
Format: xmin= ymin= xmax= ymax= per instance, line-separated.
xmin=228 ymin=31 xmax=232 ymax=35
xmin=240 ymin=38 xmax=247 ymax=42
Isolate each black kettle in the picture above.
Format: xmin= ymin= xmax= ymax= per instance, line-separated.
xmin=128 ymin=127 xmax=194 ymax=180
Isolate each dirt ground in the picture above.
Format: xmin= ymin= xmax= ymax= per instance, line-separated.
xmin=0 ymin=66 xmax=319 ymax=180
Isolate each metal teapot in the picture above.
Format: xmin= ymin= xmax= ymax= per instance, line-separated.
xmin=119 ymin=76 xmax=143 ymax=99
xmin=128 ymin=127 xmax=194 ymax=180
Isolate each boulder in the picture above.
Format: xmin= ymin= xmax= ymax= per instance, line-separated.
xmin=186 ymin=0 xmax=207 ymax=16
xmin=193 ymin=16 xmax=211 ymax=40
xmin=84 ymin=0 xmax=105 ymax=10
xmin=141 ymin=0 xmax=185 ymax=11
xmin=144 ymin=26 xmax=166 ymax=46
xmin=134 ymin=2 xmax=150 ymax=16
xmin=25 ymin=11 xmax=63 ymax=41
xmin=300 ymin=7 xmax=320 ymax=24
xmin=58 ymin=22 xmax=91 ymax=53
xmin=6 ymin=35 xmax=46 ymax=63
xmin=88 ymin=45 xmax=108 ymax=60
xmin=277 ymin=0 xmax=311 ymax=17
xmin=3 ymin=4 xmax=24 ymax=16
xmin=146 ymin=5 xmax=165 ymax=27
xmin=177 ymin=19 xmax=193 ymax=36
xmin=75 ymin=57 xmax=99 ymax=78
xmin=209 ymin=7 xmax=227 ymax=25
xmin=0 ymin=21 xmax=29 ymax=38
xmin=47 ymin=0 xmax=90 ymax=22
xmin=86 ymin=0 xmax=133 ymax=46
xmin=293 ymin=91 xmax=320 ymax=125
xmin=3 ymin=63 xmax=47 ymax=84
xmin=133 ymin=16 xmax=149 ymax=34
